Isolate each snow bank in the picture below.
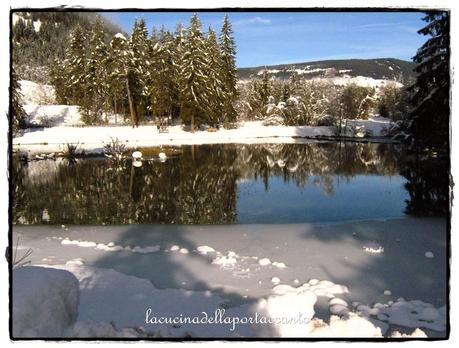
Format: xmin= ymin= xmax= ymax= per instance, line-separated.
xmin=256 ymin=287 xmax=317 ymax=336
xmin=13 ymin=266 xmax=80 ymax=338
xmin=13 ymin=117 xmax=393 ymax=154
xmin=307 ymin=314 xmax=384 ymax=337
xmin=50 ymin=263 xmax=250 ymax=337
xmin=254 ymin=280 xmax=351 ymax=337
xmin=339 ymin=116 xmax=391 ymax=138
xmin=19 ymin=80 xmax=55 ymax=105
xmin=24 ymin=105 xmax=84 ymax=127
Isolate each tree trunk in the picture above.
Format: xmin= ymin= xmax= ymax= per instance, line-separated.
xmin=125 ymin=77 xmax=137 ymax=128
xmin=114 ymin=93 xmax=118 ymax=124
xmin=191 ymin=114 xmax=195 ymax=133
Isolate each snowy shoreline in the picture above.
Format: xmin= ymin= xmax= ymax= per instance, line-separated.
xmin=13 ymin=117 xmax=395 ymax=154
xmin=13 ymin=217 xmax=447 ymax=338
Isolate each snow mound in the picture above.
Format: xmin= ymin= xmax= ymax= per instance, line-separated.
xmin=308 ymin=314 xmax=384 ymax=337
xmin=256 ymin=287 xmax=317 ymax=337
xmin=391 ymin=328 xmax=427 ymax=338
xmin=341 ymin=116 xmax=392 ymax=138
xmin=196 ymin=245 xmax=216 ymax=255
xmin=13 ymin=266 xmax=80 ymax=338
xmin=272 ymin=261 xmax=287 ymax=268
xmin=212 ymin=251 xmax=238 ymax=268
xmin=25 ymin=104 xmax=84 ymax=127
xmin=364 ymin=246 xmax=384 ymax=254
xmin=258 ymin=258 xmax=271 ymax=266
xmin=19 ymin=80 xmax=55 ymax=105
xmin=425 ymin=251 xmax=435 ymax=259
xmin=256 ymin=279 xmax=357 ymax=337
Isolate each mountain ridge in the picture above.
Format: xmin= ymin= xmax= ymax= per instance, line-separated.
xmin=237 ymin=58 xmax=415 ymax=82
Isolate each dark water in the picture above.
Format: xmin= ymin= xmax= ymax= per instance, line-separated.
xmin=11 ymin=142 xmax=448 ymax=225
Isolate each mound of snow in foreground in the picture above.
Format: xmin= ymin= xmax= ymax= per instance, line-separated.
xmin=12 ymin=264 xmax=441 ymax=338
xmin=12 ymin=266 xmax=79 ymax=338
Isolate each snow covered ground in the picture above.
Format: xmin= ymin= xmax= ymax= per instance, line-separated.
xmin=313 ymin=75 xmax=403 ymax=89
xmin=12 ymin=217 xmax=447 ymax=338
xmin=13 ymin=117 xmax=393 ymax=155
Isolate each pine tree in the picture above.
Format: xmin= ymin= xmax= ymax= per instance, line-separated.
xmin=106 ymin=34 xmax=127 ymax=123
xmin=129 ymin=18 xmax=150 ymax=122
xmin=282 ymin=83 xmax=290 ymax=102
xmin=206 ymin=26 xmax=225 ymax=125
xmin=149 ymin=27 xmax=176 ymax=119
xmin=110 ymin=33 xmax=138 ymax=127
xmin=289 ymin=71 xmax=300 ymax=93
xmin=219 ymin=15 xmax=238 ymax=123
xmin=406 ymin=11 xmax=450 ymax=153
xmin=259 ymin=68 xmax=271 ymax=105
xmin=11 ymin=65 xmax=26 ymax=134
xmin=50 ymin=58 xmax=70 ymax=104
xmin=66 ymin=25 xmax=87 ymax=105
xmin=179 ymin=14 xmax=211 ymax=131
xmin=83 ymin=15 xmax=108 ymax=124
xmin=171 ymin=23 xmax=185 ymax=119
xmin=150 ymin=26 xmax=159 ymax=46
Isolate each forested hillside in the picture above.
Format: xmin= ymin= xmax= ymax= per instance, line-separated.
xmin=238 ymin=58 xmax=415 ymax=82
xmin=12 ymin=11 xmax=124 ymax=83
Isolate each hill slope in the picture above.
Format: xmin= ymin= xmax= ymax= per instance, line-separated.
xmin=12 ymin=11 xmax=124 ymax=83
xmin=237 ymin=58 xmax=415 ymax=82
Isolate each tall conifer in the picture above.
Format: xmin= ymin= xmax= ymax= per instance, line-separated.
xmin=219 ymin=15 xmax=238 ymax=123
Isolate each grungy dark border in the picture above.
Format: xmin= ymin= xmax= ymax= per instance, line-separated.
xmin=7 ymin=6 xmax=452 ymax=342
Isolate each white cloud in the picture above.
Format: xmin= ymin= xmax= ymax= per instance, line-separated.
xmin=234 ymin=16 xmax=271 ymax=26
xmin=355 ymin=22 xmax=419 ymax=33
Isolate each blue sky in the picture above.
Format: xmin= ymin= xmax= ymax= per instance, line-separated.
xmin=102 ymin=11 xmax=426 ymax=68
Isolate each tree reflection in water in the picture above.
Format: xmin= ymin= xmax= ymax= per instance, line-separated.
xmin=402 ymin=154 xmax=450 ymax=216
xmin=12 ymin=142 xmax=448 ymax=225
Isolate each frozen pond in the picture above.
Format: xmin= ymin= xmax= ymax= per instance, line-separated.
xmin=13 ymin=142 xmax=411 ymax=225
xmin=13 ymin=218 xmax=447 ymax=337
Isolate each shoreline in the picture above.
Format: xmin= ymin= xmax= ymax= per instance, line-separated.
xmin=13 ymin=118 xmax=396 ymax=154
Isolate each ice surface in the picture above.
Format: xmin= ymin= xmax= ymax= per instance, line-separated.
xmin=12 ymin=218 xmax=447 ymax=337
